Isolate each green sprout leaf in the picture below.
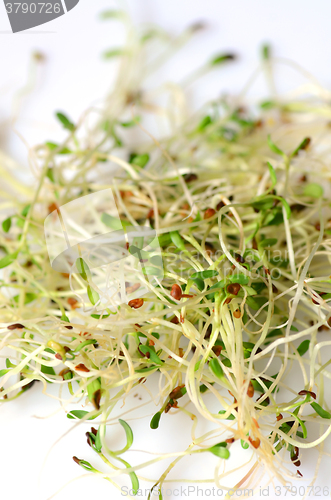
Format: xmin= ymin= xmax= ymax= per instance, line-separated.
xmin=193 ymin=278 xmax=205 ymax=291
xmin=129 ymin=245 xmax=150 ymax=260
xmin=87 ymin=378 xmax=101 ymax=404
xmin=251 ymin=197 xmax=274 ymax=212
xmin=21 ymin=204 xmax=31 ymax=217
xmin=262 ymin=208 xmax=283 ymax=226
xmin=101 ymin=213 xmax=123 ymax=230
xmin=241 ymin=439 xmax=249 ymax=449
xmin=197 ymin=115 xmax=212 ymax=131
xmin=6 ymin=358 xmax=16 ymax=368
xmin=118 ymin=419 xmax=134 ymax=452
xmin=103 ymin=48 xmax=126 ymax=59
xmin=91 ymin=312 xmax=111 ymax=319
xmin=73 ymin=458 xmax=95 ymax=472
xmin=46 ymin=142 xmax=72 ymax=154
xmin=2 ymin=217 xmax=12 ymax=233
xmin=311 ymin=402 xmax=331 ymax=419
xmin=267 ymin=162 xmax=277 ymax=187
xmin=218 ymin=410 xmax=235 ymax=420
xmin=273 ymin=196 xmax=291 ymax=220
xmin=56 ymin=112 xmax=76 ymax=132
xmin=41 ymin=365 xmax=56 ymax=376
xmin=289 ymin=412 xmax=307 ymax=439
xmin=94 ymin=426 xmax=102 ymax=452
xmin=228 ymin=274 xmax=249 ymax=285
xmin=129 ymin=153 xmax=150 ymax=168
xmin=139 ymin=345 xmax=162 ymax=365
xmin=170 ymin=231 xmax=186 ymax=251
xmin=0 ymin=253 xmax=16 ymax=269
xmin=246 ymin=296 xmax=268 ymax=311
xmin=208 ymin=443 xmax=230 ymax=459
xmin=191 ymin=270 xmax=219 ymax=280
xmin=13 ymin=292 xmax=37 ymax=305
xmin=209 ymin=358 xmax=224 ymax=379
xmin=260 ymin=100 xmax=276 ymax=110
xmin=241 ymin=285 xmax=257 ymax=297
xmin=63 ymin=370 xmax=73 ymax=381
xmin=46 ymin=168 xmax=55 ymax=183
xmin=142 ymin=266 xmax=163 ymax=277
xmin=128 ymin=470 xmax=139 ymax=496
xmin=67 ymin=410 xmax=99 ymax=420
xmin=116 ymin=456 xmax=139 ymax=495
xmin=291 ymin=137 xmax=311 ymax=157
xmin=205 ymin=281 xmax=226 ymax=299
xmin=74 ymin=339 xmax=97 ymax=352
xmin=210 ymin=53 xmax=236 ymax=66
xmin=259 ymin=238 xmax=278 ymax=248
xmin=135 ymin=366 xmax=158 ymax=374
xmin=267 ymin=135 xmax=285 ymax=157
xmin=150 ymin=411 xmax=161 ymax=429
xmin=121 ymin=117 xmax=141 ymax=128
xmin=262 ymin=44 xmax=271 ymax=60
xmin=76 ymin=257 xmax=91 ymax=281
xmin=303 ymin=183 xmax=323 ymax=199
xmin=297 ymin=340 xmax=310 ymax=356
xmin=100 ymin=9 xmax=125 ymax=19
xmin=87 ymin=285 xmax=100 ymax=306
xmin=154 ymin=233 xmax=171 ymax=248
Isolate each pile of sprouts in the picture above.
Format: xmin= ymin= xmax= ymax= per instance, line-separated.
xmin=1 ymin=11 xmax=331 ymax=499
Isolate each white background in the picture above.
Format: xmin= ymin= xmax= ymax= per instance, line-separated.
xmin=1 ymin=1 xmax=331 ymax=499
